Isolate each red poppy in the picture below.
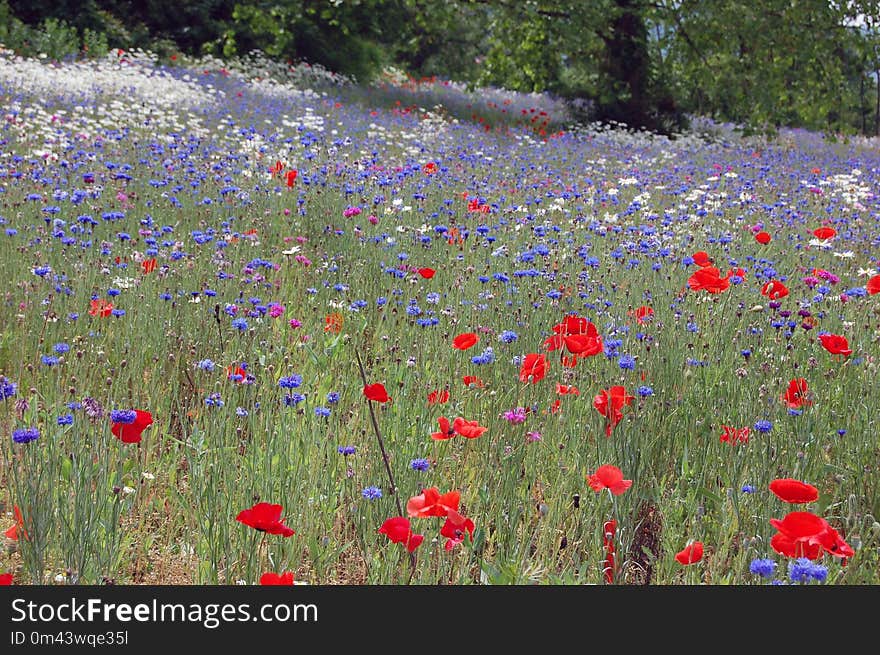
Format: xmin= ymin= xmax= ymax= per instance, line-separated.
xmin=632 ymin=306 xmax=654 ymax=324
xmin=363 ymin=383 xmax=391 ymax=403
xmin=378 ymin=517 xmax=424 ymax=552
xmin=89 ymin=298 xmax=114 ymax=317
xmin=761 ymin=280 xmax=789 ymax=300
xmin=588 ymin=465 xmax=632 ymax=495
xmin=781 ymin=378 xmax=812 ymax=409
xmin=687 ymin=266 xmax=730 ymax=294
xmin=543 ymin=315 xmax=603 ymax=360
xmin=142 ymin=258 xmax=157 ymax=274
xmin=417 ymin=267 xmax=436 ymax=279
xmin=719 ymin=425 xmax=749 ymax=445
xmin=813 ymin=226 xmax=836 ymax=240
xmin=867 ymin=274 xmax=880 ymax=295
xmin=423 ymin=162 xmax=438 ymax=175
xmin=769 ymin=511 xmax=853 ymax=560
xmin=692 ymin=251 xmax=713 ymax=267
xmin=556 ymin=383 xmax=580 ymax=396
xmin=236 ymin=502 xmax=295 ymax=537
xmin=285 ymin=170 xmax=298 ymax=187
xmin=260 ymin=572 xmax=295 ymax=585
xmin=269 ymin=160 xmax=284 ymax=176
xmin=452 ymin=417 xmax=487 ymax=439
xmin=427 ymin=389 xmax=450 ymax=404
xmin=431 ymin=416 xmax=455 ymax=441
xmin=111 ymin=409 xmax=153 ymax=444
xmin=406 ymin=487 xmax=460 ymax=518
xmin=755 ymin=231 xmax=772 ymax=245
xmin=519 ymin=353 xmax=547 ymax=384
xmin=452 ymin=332 xmax=478 ymax=350
xmin=462 ymin=375 xmax=485 ymax=388
xmin=769 ymin=478 xmax=819 ymax=504
xmin=602 ymin=519 xmax=616 ymax=584
xmin=818 ymin=333 xmax=852 ymax=356
xmin=675 ymin=541 xmax=704 ymax=565
xmin=593 ymin=386 xmax=634 ymax=437
xmin=440 ymin=510 xmax=475 ymax=550
xmin=4 ymin=505 xmax=26 ymax=541
xmin=0 ymin=573 xmax=12 ymax=585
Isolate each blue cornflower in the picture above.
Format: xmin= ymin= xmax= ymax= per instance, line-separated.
xmin=326 ymin=392 xmax=340 ymax=404
xmin=410 ymin=458 xmax=430 ymax=472
xmin=54 ymin=342 xmax=70 ymax=354
xmin=636 ymin=386 xmax=653 ymax=397
xmin=741 ymin=484 xmax=756 ymax=494
xmin=12 ymin=427 xmax=40 ymax=444
xmin=66 ymin=401 xmax=82 ymax=411
xmin=0 ymin=376 xmax=17 ymax=401
xmin=205 ymin=393 xmax=224 ymax=408
xmin=498 ymin=330 xmax=518 ymax=343
xmin=110 ymin=409 xmax=137 ymax=424
xmin=231 ymin=318 xmax=248 ymax=331
xmin=753 ymin=419 xmax=773 ymax=434
xmin=279 ymin=375 xmax=303 ymax=389
xmin=57 ymin=414 xmax=74 ymax=426
xmin=337 ymin=445 xmax=356 ymax=456
xmin=749 ymin=558 xmax=777 ymax=578
xmin=283 ymin=393 xmax=305 ymax=406
xmin=41 ymin=355 xmax=59 ymax=366
xmin=110 ymin=309 xmax=125 ymax=318
xmin=361 ymin=486 xmax=383 ymax=500
xmin=196 ymin=359 xmax=215 ymax=371
xmin=471 ymin=347 xmax=495 ymax=365
xmin=314 ymin=406 xmax=331 ymax=417
xmin=788 ymin=558 xmax=828 ymax=583
xmin=618 ymin=354 xmax=636 ymax=370
xmin=235 ymin=407 xmax=248 ymax=417
xmin=107 ymin=288 xmax=121 ymax=297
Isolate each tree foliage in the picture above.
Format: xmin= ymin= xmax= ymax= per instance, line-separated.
xmin=1 ymin=0 xmax=879 ymax=135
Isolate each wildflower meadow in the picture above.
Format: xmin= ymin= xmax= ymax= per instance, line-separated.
xmin=1 ymin=47 xmax=879 ymax=587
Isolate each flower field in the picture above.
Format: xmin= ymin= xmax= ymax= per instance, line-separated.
xmin=1 ymin=49 xmax=879 ymax=586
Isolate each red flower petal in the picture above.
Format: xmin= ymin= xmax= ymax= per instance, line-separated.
xmin=452 ymin=332 xmax=478 ymax=350
xmin=406 ymin=487 xmax=460 ymax=518
xmin=754 ymin=231 xmax=771 ymax=245
xmin=813 ymin=226 xmax=836 ymax=240
xmin=417 ymin=267 xmax=436 ymax=279
xmin=674 ymin=541 xmax=704 ymax=565
xmin=236 ymin=502 xmax=295 ymax=537
xmin=588 ymin=464 xmax=632 ymax=495
xmin=110 ymin=409 xmax=154 ymax=444
xmin=519 ymin=353 xmax=547 ymax=384
xmin=818 ymin=333 xmax=852 ymax=356
xmin=363 ymin=383 xmax=390 ymax=403
xmin=769 ymin=478 xmax=819 ymax=504
xmin=867 ymin=274 xmax=880 ymax=295
xmin=260 ymin=572 xmax=295 ymax=585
